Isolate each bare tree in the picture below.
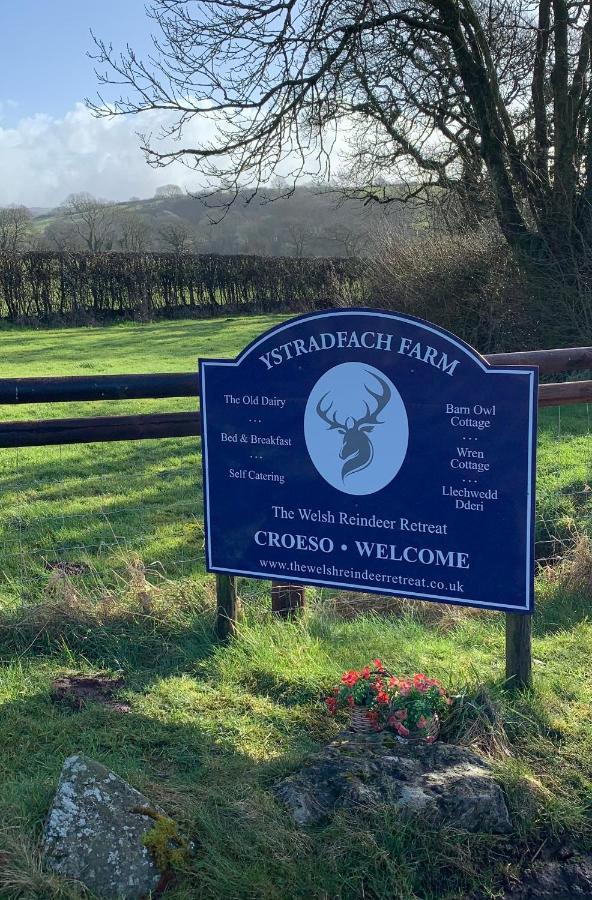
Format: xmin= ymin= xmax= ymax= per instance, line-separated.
xmin=89 ymin=0 xmax=592 ymax=278
xmin=285 ymin=221 xmax=310 ymax=258
xmin=330 ymin=225 xmax=368 ymax=257
xmin=43 ymin=220 xmax=84 ymax=251
xmin=0 ymin=206 xmax=33 ymax=252
xmin=155 ymin=184 xmax=183 ymax=199
xmin=157 ymin=217 xmax=195 ymax=253
xmin=115 ymin=211 xmax=153 ymax=252
xmin=61 ymin=193 xmax=115 ymax=252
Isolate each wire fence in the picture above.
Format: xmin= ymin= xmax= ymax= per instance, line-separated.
xmin=0 ymin=397 xmax=590 ymax=613
xmin=535 ymin=391 xmax=592 ymax=566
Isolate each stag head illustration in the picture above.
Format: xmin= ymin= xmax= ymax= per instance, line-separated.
xmin=316 ymin=371 xmax=391 ymax=480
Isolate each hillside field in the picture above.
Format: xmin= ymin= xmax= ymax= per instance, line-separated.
xmin=0 ymin=317 xmax=590 ymax=899
xmin=31 ymin=187 xmax=408 ymax=258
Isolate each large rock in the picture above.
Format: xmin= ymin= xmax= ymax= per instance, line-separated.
xmin=274 ymin=732 xmax=512 ymax=832
xmin=42 ymin=755 xmax=166 ymax=899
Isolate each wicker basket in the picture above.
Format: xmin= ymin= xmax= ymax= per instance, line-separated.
xmin=349 ymin=708 xmax=440 ymax=742
xmin=350 ymin=706 xmax=376 ymax=733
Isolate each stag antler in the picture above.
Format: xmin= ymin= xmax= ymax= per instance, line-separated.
xmin=316 ymin=392 xmax=346 ymax=431
xmin=314 ymin=371 xmax=392 ymax=482
xmin=355 ymin=373 xmax=391 ymax=429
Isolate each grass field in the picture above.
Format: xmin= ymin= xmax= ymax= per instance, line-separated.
xmin=0 ymin=318 xmax=590 ymax=899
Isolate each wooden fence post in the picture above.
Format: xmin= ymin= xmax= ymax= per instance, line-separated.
xmin=215 ymin=574 xmax=238 ymax=639
xmin=271 ymin=582 xmax=306 ymax=619
xmin=505 ymin=613 xmax=532 ymax=689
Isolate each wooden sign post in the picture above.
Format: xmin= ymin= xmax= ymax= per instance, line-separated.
xmin=505 ymin=612 xmax=532 ymax=689
xmin=215 ymin=574 xmax=238 ymax=639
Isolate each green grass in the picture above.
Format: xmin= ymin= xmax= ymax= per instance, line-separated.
xmin=0 ymin=317 xmax=287 ymax=603
xmin=0 ymin=317 xmax=590 ymax=899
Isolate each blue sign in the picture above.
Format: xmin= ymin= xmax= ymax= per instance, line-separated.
xmin=200 ymin=310 xmax=537 ymax=613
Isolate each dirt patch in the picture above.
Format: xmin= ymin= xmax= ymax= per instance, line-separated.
xmin=43 ymin=560 xmax=88 ymax=576
xmin=503 ymin=857 xmax=592 ymax=898
xmin=50 ymin=674 xmax=129 ymax=712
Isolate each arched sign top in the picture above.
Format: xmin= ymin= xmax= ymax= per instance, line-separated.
xmin=228 ymin=309 xmax=492 ymax=372
xmin=200 ymin=308 xmax=537 ymax=613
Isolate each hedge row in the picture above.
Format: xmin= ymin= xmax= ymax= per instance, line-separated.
xmin=0 ymin=252 xmax=367 ymax=322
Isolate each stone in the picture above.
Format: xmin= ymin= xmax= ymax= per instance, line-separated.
xmin=42 ymin=755 xmax=166 ymax=900
xmin=274 ymin=731 xmax=512 ymax=832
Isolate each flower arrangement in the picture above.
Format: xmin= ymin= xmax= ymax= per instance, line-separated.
xmin=325 ymin=659 xmax=451 ymax=742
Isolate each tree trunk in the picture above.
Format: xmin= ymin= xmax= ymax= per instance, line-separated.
xmin=435 ymin=0 xmax=530 ymax=251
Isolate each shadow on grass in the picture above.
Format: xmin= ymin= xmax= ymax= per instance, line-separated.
xmin=0 ymin=438 xmax=201 ymax=490
xmin=0 ymin=439 xmax=206 ymax=603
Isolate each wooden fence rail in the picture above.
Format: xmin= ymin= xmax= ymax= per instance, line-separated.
xmin=0 ymin=345 xmax=590 ymax=407
xmin=0 ymin=379 xmax=590 ymax=448
xmin=0 ymin=373 xmax=198 ymax=404
xmin=486 ymin=346 xmax=592 ymax=372
xmin=0 ymin=346 xmax=589 ymax=448
xmin=0 ymin=411 xmax=201 ymax=447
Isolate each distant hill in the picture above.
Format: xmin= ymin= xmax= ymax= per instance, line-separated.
xmin=30 ymin=207 xmax=54 ymax=218
xmin=31 ymin=186 xmax=415 ymax=257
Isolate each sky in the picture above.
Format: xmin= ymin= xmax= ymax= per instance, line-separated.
xmin=0 ymin=0 xmax=221 ymax=207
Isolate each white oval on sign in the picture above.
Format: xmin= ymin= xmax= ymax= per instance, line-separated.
xmin=304 ymin=362 xmax=409 ymax=495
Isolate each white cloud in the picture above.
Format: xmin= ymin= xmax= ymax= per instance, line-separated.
xmin=0 ymin=101 xmax=352 ymax=209
xmin=0 ymin=102 xmax=216 ymax=207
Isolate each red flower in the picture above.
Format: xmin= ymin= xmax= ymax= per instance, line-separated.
xmin=396 ymin=723 xmax=410 ymax=737
xmin=326 ymin=697 xmax=337 ymax=714
xmin=341 ymin=670 xmax=360 ymax=686
xmin=398 ymin=679 xmax=411 ymax=696
xmin=375 ymin=691 xmax=389 ymax=704
xmin=387 ymin=709 xmax=408 ymax=729
xmin=413 ymin=673 xmax=430 ymax=693
xmin=373 ymin=658 xmax=385 ymax=671
xmin=417 ymin=716 xmax=429 ymax=730
xmin=361 ymin=666 xmax=371 ymax=679
xmin=347 ymin=695 xmax=355 ymax=707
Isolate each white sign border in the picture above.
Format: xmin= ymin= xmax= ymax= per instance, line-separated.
xmin=200 ymin=309 xmax=537 ymax=613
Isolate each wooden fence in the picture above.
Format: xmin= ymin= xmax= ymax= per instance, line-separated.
xmin=0 ymin=344 xmax=591 ymax=684
xmin=0 ymin=346 xmax=590 ymax=448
